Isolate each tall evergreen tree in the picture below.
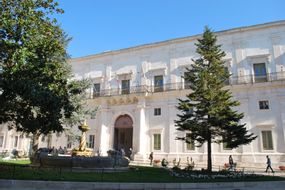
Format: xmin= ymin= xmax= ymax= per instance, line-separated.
xmin=175 ymin=27 xmax=256 ymax=172
xmin=0 ymin=0 xmax=92 ymax=153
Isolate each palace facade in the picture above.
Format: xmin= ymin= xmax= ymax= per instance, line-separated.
xmin=1 ymin=21 xmax=285 ymax=167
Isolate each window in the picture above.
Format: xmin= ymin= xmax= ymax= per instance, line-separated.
xmin=259 ymin=100 xmax=269 ymax=110
xmin=184 ymin=72 xmax=191 ymax=89
xmin=93 ymin=83 xmax=101 ymax=97
xmin=0 ymin=135 xmax=4 ymax=148
xmin=186 ymin=133 xmax=195 ymax=150
xmin=253 ymin=63 xmax=267 ymax=82
xmin=262 ymin=131 xmax=273 ymax=150
xmin=13 ymin=136 xmax=18 ymax=148
xmin=223 ymin=142 xmax=232 ymax=150
xmin=154 ymin=75 xmax=163 ymax=92
xmin=154 ymin=108 xmax=161 ymax=116
xmin=88 ymin=135 xmax=95 ymax=149
xmin=153 ymin=134 xmax=161 ymax=150
xmin=121 ymin=80 xmax=130 ymax=94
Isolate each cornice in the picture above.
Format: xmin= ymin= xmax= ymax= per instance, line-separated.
xmin=69 ymin=20 xmax=285 ymax=64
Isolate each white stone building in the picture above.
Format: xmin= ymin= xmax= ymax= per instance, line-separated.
xmin=1 ymin=21 xmax=285 ymax=167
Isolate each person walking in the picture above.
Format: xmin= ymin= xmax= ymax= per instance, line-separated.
xmin=265 ymin=155 xmax=274 ymax=173
xmin=229 ymin=155 xmax=234 ymax=171
xmin=58 ymin=146 xmax=64 ymax=154
xmin=149 ymin=152 xmax=153 ymax=165
xmin=63 ymin=146 xmax=68 ymax=154
xmin=129 ymin=148 xmax=133 ymax=160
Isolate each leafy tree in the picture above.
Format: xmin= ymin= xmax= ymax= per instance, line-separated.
xmin=0 ymin=0 xmax=92 ymax=153
xmin=175 ymin=27 xmax=256 ymax=172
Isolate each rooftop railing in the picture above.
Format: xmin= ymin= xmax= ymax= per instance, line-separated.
xmin=90 ymin=71 xmax=285 ymax=98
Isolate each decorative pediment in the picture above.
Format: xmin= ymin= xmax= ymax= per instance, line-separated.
xmin=256 ymin=124 xmax=275 ymax=128
xmin=148 ymin=127 xmax=164 ymax=134
xmin=116 ymin=70 xmax=133 ymax=80
xmin=87 ymin=70 xmax=104 ymax=80
xmin=91 ymin=76 xmax=104 ymax=83
xmin=246 ymin=54 xmax=270 ymax=64
xmin=147 ymin=67 xmax=167 ymax=76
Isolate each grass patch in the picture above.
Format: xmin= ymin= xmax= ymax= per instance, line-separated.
xmin=0 ymin=162 xmax=284 ymax=183
xmin=0 ymin=159 xmax=31 ymax=165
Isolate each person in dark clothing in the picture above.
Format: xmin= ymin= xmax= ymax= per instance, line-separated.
xmin=265 ymin=155 xmax=274 ymax=173
xmin=229 ymin=155 xmax=234 ymax=171
xmin=161 ymin=158 xmax=168 ymax=167
xmin=149 ymin=152 xmax=153 ymax=165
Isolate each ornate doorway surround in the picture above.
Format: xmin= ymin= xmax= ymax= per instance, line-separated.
xmin=114 ymin=114 xmax=133 ymax=157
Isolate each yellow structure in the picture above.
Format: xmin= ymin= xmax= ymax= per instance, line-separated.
xmin=72 ymin=121 xmax=93 ymax=157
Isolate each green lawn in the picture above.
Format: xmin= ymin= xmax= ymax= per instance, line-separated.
xmin=0 ymin=160 xmax=284 ymax=183
xmin=0 ymin=159 xmax=31 ymax=165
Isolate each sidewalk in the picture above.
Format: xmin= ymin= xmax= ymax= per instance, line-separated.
xmin=130 ymin=161 xmax=285 ymax=177
xmin=245 ymin=169 xmax=285 ymax=177
xmin=0 ymin=179 xmax=285 ymax=190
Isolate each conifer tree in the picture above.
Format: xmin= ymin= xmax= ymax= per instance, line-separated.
xmin=175 ymin=27 xmax=256 ymax=172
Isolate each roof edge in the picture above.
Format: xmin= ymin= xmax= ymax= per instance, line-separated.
xmin=69 ymin=20 xmax=285 ymax=63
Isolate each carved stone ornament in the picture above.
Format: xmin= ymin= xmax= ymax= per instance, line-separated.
xmin=107 ymin=97 xmax=139 ymax=106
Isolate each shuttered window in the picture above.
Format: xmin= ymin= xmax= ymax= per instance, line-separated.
xmin=186 ymin=133 xmax=195 ymax=150
xmin=153 ymin=134 xmax=161 ymax=150
xmin=262 ymin=131 xmax=273 ymax=150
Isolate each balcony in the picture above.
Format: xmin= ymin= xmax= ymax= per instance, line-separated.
xmin=90 ymin=71 xmax=285 ymax=98
xmin=229 ymin=72 xmax=285 ymax=85
xmin=91 ymin=85 xmax=150 ymax=98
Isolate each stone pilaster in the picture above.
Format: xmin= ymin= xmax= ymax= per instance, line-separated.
xmin=134 ymin=98 xmax=147 ymax=159
xmin=98 ymin=102 xmax=110 ymax=156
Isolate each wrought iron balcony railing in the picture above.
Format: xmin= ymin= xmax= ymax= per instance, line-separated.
xmin=90 ymin=71 xmax=285 ymax=98
xmin=229 ymin=72 xmax=285 ymax=85
xmin=92 ymin=85 xmax=150 ymax=98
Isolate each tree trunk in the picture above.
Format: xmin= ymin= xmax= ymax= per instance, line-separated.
xmin=207 ymin=132 xmax=212 ymax=172
xmin=32 ymin=132 xmax=40 ymax=153
xmin=30 ymin=132 xmax=40 ymax=163
xmin=30 ymin=133 xmax=40 ymax=159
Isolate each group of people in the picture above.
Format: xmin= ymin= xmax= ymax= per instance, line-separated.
xmin=118 ymin=147 xmax=133 ymax=160
xmin=43 ymin=145 xmax=277 ymax=173
xmin=228 ymin=155 xmax=274 ymax=173
xmin=49 ymin=146 xmax=68 ymax=155
xmin=149 ymin=152 xmax=275 ymax=173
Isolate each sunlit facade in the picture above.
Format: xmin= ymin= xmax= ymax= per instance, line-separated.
xmin=1 ymin=21 xmax=285 ymax=167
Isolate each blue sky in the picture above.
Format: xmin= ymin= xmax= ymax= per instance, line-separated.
xmin=56 ymin=0 xmax=285 ymax=58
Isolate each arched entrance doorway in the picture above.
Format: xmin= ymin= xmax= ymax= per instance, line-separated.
xmin=114 ymin=114 xmax=133 ymax=157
